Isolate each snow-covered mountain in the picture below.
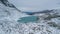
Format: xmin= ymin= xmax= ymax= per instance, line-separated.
xmin=0 ymin=0 xmax=60 ymax=34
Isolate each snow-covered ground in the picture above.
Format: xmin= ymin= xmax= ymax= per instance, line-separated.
xmin=0 ymin=0 xmax=60 ymax=34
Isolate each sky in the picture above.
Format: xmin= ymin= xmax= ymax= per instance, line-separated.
xmin=8 ymin=0 xmax=60 ymax=12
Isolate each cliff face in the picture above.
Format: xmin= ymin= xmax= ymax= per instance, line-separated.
xmin=0 ymin=0 xmax=60 ymax=34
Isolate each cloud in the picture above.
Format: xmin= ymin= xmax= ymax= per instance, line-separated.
xmin=19 ymin=7 xmax=38 ymax=11
xmin=20 ymin=7 xmax=32 ymax=11
xmin=8 ymin=0 xmax=60 ymax=11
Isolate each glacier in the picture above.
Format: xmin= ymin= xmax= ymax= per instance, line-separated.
xmin=0 ymin=0 xmax=60 ymax=34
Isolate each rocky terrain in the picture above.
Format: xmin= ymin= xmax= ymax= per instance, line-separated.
xmin=0 ymin=0 xmax=60 ymax=34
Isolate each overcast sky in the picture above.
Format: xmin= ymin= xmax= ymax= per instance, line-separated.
xmin=8 ymin=0 xmax=60 ymax=12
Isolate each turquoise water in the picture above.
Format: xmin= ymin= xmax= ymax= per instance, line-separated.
xmin=17 ymin=16 xmax=39 ymax=23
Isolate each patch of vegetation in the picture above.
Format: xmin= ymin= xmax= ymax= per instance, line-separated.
xmin=47 ymin=22 xmax=60 ymax=29
xmin=47 ymin=22 xmax=58 ymax=27
xmin=44 ymin=14 xmax=60 ymax=20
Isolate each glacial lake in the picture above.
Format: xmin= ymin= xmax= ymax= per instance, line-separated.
xmin=17 ymin=16 xmax=39 ymax=23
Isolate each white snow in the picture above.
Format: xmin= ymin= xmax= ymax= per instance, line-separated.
xmin=0 ymin=0 xmax=60 ymax=34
